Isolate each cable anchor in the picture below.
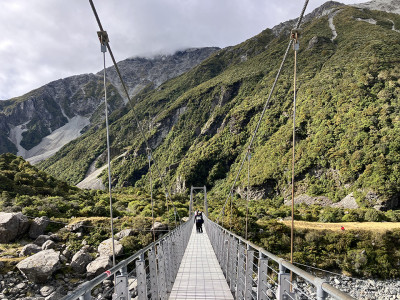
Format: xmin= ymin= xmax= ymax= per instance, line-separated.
xmin=291 ymin=28 xmax=301 ymax=51
xmin=97 ymin=30 xmax=109 ymax=53
xmin=146 ymin=147 xmax=152 ymax=161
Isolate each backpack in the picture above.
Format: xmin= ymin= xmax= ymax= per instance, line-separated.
xmin=196 ymin=215 xmax=203 ymax=224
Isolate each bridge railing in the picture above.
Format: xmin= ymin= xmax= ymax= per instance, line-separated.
xmin=63 ymin=217 xmax=193 ymax=300
xmin=204 ymin=217 xmax=355 ymax=300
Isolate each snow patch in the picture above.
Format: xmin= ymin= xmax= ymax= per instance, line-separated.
xmin=25 ymin=116 xmax=90 ymax=164
xmin=355 ymin=17 xmax=377 ymax=24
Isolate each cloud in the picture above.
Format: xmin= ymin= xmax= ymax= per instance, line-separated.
xmin=0 ymin=0 xmax=367 ymax=100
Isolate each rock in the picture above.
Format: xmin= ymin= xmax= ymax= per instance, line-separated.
xmin=115 ymin=229 xmax=134 ymax=240
xmin=332 ymin=192 xmax=359 ymax=209
xmin=41 ymin=240 xmax=55 ymax=250
xmin=66 ymin=221 xmax=85 ymax=232
xmin=0 ymin=212 xmax=30 ymax=243
xmin=86 ymin=256 xmax=112 ymax=276
xmin=98 ymin=239 xmax=123 ymax=257
xmin=62 ymin=246 xmax=72 ymax=260
xmin=49 ymin=233 xmax=60 ymax=242
xmin=15 ymin=282 xmax=27 ymax=289
xmin=40 ymin=286 xmax=54 ymax=297
xmin=151 ymin=222 xmax=168 ymax=237
xmin=17 ymin=250 xmax=61 ymax=283
xmin=151 ymin=222 xmax=168 ymax=231
xmin=20 ymin=244 xmax=42 ymax=257
xmin=28 ymin=217 xmax=49 ymax=239
xmin=34 ymin=235 xmax=51 ymax=246
xmin=71 ymin=248 xmax=93 ymax=273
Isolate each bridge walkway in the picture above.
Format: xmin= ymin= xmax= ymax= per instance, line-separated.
xmin=169 ymin=224 xmax=234 ymax=300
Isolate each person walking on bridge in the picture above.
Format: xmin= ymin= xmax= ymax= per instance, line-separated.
xmin=194 ymin=211 xmax=204 ymax=233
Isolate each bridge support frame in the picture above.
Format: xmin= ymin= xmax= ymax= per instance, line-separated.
xmin=157 ymin=243 xmax=168 ymax=300
xmin=148 ymin=247 xmax=158 ymax=300
xmin=257 ymin=256 xmax=269 ymax=300
xmin=136 ymin=256 xmax=147 ymax=300
xmin=277 ymin=263 xmax=295 ymax=300
xmin=112 ymin=266 xmax=129 ymax=300
xmin=189 ymin=186 xmax=208 ymax=217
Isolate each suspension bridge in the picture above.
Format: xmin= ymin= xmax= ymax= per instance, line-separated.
xmin=61 ymin=0 xmax=357 ymax=298
xmin=62 ymin=205 xmax=354 ymax=300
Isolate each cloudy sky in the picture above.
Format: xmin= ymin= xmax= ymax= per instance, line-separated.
xmin=0 ymin=0 xmax=366 ymax=100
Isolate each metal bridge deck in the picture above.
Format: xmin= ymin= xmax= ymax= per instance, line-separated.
xmin=169 ymin=224 xmax=234 ymax=300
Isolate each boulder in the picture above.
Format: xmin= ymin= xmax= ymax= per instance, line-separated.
xmin=115 ymin=229 xmax=134 ymax=240
xmin=86 ymin=256 xmax=112 ymax=276
xmin=151 ymin=221 xmax=168 ymax=238
xmin=20 ymin=244 xmax=42 ymax=257
xmin=151 ymin=222 xmax=168 ymax=232
xmin=98 ymin=239 xmax=123 ymax=257
xmin=41 ymin=240 xmax=55 ymax=250
xmin=71 ymin=248 xmax=93 ymax=273
xmin=34 ymin=235 xmax=51 ymax=246
xmin=28 ymin=217 xmax=49 ymax=239
xmin=17 ymin=249 xmax=61 ymax=283
xmin=0 ymin=212 xmax=30 ymax=243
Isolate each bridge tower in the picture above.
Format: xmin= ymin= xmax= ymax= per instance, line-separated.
xmin=189 ymin=186 xmax=208 ymax=217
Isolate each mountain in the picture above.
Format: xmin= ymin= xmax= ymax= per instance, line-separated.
xmin=0 ymin=47 xmax=218 ymax=164
xmin=353 ymin=0 xmax=400 ymax=15
xmin=39 ymin=2 xmax=400 ymax=210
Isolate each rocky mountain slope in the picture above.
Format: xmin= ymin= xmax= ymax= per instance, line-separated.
xmin=0 ymin=48 xmax=218 ymax=164
xmin=40 ymin=2 xmax=400 ymax=210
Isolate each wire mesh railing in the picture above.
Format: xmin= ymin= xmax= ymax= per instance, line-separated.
xmin=62 ymin=217 xmax=193 ymax=300
xmin=204 ymin=216 xmax=355 ymax=300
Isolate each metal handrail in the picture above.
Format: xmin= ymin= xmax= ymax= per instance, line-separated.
xmin=204 ymin=216 xmax=355 ymax=300
xmin=63 ymin=216 xmax=193 ymax=300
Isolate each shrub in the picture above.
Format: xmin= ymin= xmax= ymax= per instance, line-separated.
xmin=364 ymin=209 xmax=383 ymax=222
xmin=318 ymin=207 xmax=343 ymax=222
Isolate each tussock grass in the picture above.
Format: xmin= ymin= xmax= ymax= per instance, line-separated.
xmin=280 ymin=220 xmax=400 ymax=232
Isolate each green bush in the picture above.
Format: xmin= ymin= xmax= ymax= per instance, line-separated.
xmin=319 ymin=207 xmax=344 ymax=222
xmin=364 ymin=209 xmax=383 ymax=222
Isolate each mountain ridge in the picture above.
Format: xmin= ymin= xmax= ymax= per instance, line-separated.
xmin=0 ymin=47 xmax=219 ymax=163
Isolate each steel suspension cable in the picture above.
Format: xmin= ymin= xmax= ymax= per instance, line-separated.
xmin=100 ymin=36 xmax=117 ymax=278
xmin=217 ymin=0 xmax=309 ymax=224
xmin=245 ymin=148 xmax=251 ymax=240
xmin=290 ymin=30 xmax=301 ymax=288
xmin=147 ymin=149 xmax=156 ymax=243
xmin=89 ymin=0 xmax=181 ymax=224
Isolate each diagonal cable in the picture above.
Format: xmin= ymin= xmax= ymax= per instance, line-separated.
xmin=217 ymin=0 xmax=310 ymax=223
xmin=89 ymin=0 xmax=181 ymax=224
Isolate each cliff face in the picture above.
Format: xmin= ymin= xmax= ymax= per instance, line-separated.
xmin=0 ymin=47 xmax=219 ymax=163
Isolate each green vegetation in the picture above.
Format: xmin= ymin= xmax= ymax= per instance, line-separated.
xmin=37 ymin=7 xmax=400 ymax=211
xmin=0 ymin=153 xmax=187 ymax=223
xmin=209 ymin=198 xmax=400 ymax=279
